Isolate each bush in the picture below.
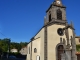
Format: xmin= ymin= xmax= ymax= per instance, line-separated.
xmin=76 ymin=45 xmax=80 ymax=52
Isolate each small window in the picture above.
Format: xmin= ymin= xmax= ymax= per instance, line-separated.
xmin=49 ymin=14 xmax=51 ymax=22
xmin=57 ymin=9 xmax=62 ymax=20
xmin=34 ymin=48 xmax=37 ymax=53
xmin=79 ymin=39 xmax=80 ymax=43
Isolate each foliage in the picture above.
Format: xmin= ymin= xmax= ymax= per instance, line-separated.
xmin=0 ymin=38 xmax=10 ymax=52
xmin=0 ymin=38 xmax=28 ymax=53
xmin=10 ymin=42 xmax=28 ymax=52
xmin=10 ymin=42 xmax=21 ymax=52
xmin=76 ymin=45 xmax=80 ymax=52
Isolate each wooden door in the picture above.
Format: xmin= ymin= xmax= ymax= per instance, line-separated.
xmin=57 ymin=45 xmax=64 ymax=60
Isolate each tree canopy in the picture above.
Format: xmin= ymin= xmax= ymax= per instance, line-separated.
xmin=0 ymin=38 xmax=28 ymax=53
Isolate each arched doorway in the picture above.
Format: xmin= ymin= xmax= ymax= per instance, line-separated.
xmin=57 ymin=45 xmax=64 ymax=60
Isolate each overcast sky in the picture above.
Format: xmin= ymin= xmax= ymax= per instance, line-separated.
xmin=0 ymin=0 xmax=80 ymax=43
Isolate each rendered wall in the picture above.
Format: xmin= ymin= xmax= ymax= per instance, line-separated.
xmin=47 ymin=24 xmax=73 ymax=60
xmin=75 ymin=37 xmax=80 ymax=45
xmin=32 ymin=38 xmax=41 ymax=60
xmin=26 ymin=28 xmax=45 ymax=60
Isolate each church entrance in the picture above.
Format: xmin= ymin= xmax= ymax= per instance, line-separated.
xmin=57 ymin=45 xmax=64 ymax=60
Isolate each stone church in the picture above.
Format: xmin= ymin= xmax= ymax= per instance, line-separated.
xmin=26 ymin=0 xmax=78 ymax=60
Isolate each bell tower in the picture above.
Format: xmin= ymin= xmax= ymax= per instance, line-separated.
xmin=44 ymin=0 xmax=67 ymax=25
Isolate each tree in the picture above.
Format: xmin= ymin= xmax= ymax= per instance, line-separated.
xmin=76 ymin=45 xmax=80 ymax=52
xmin=10 ymin=42 xmax=28 ymax=52
xmin=0 ymin=38 xmax=28 ymax=53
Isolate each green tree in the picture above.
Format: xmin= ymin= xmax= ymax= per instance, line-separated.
xmin=0 ymin=38 xmax=10 ymax=52
xmin=0 ymin=38 xmax=28 ymax=53
xmin=76 ymin=45 xmax=80 ymax=52
xmin=10 ymin=42 xmax=28 ymax=52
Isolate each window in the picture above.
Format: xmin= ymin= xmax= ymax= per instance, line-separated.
xmin=57 ymin=9 xmax=62 ymax=20
xmin=34 ymin=48 xmax=37 ymax=53
xmin=49 ymin=14 xmax=51 ymax=22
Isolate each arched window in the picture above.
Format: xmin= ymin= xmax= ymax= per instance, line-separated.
xmin=34 ymin=48 xmax=37 ymax=53
xmin=57 ymin=9 xmax=62 ymax=20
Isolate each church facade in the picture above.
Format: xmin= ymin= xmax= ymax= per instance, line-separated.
xmin=26 ymin=0 xmax=78 ymax=60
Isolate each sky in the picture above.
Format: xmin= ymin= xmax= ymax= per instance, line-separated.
xmin=0 ymin=0 xmax=80 ymax=43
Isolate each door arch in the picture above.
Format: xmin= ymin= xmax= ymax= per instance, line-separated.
xmin=57 ymin=45 xmax=64 ymax=60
